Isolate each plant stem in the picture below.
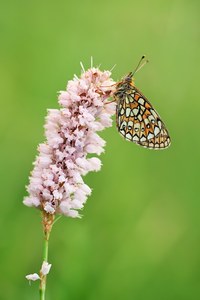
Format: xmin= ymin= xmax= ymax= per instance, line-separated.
xmin=39 ymin=233 xmax=49 ymax=300
xmin=39 ymin=212 xmax=54 ymax=300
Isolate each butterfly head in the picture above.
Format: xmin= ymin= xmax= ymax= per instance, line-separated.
xmin=123 ymin=72 xmax=134 ymax=84
xmin=116 ymin=72 xmax=134 ymax=90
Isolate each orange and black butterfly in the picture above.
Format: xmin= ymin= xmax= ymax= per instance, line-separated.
xmin=113 ymin=56 xmax=171 ymax=149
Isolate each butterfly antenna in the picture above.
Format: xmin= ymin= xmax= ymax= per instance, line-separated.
xmin=135 ymin=59 xmax=149 ymax=74
xmin=131 ymin=55 xmax=148 ymax=76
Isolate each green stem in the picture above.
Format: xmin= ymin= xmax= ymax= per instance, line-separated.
xmin=39 ymin=232 xmax=49 ymax=300
xmin=39 ymin=212 xmax=54 ymax=300
xmin=43 ymin=234 xmax=49 ymax=263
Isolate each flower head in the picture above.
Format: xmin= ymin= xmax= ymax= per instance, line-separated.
xmin=24 ymin=67 xmax=116 ymax=218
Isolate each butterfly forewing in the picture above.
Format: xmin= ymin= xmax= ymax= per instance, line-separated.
xmin=115 ymin=82 xmax=170 ymax=149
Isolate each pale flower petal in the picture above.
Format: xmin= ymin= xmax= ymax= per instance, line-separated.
xmin=85 ymin=144 xmax=104 ymax=155
xmin=40 ymin=261 xmax=52 ymax=276
xmin=87 ymin=157 xmax=101 ymax=171
xmin=25 ymin=273 xmax=40 ymax=281
xmin=23 ymin=196 xmax=40 ymax=207
xmin=44 ymin=203 xmax=55 ymax=214
xmin=67 ymin=209 xmax=80 ymax=218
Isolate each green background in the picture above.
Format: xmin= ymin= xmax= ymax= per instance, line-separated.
xmin=1 ymin=0 xmax=200 ymax=299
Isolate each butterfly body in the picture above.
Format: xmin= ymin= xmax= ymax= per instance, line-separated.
xmin=114 ymin=72 xmax=171 ymax=149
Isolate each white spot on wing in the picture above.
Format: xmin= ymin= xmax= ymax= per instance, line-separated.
xmin=129 ymin=95 xmax=134 ymax=102
xmin=125 ymin=96 xmax=129 ymax=104
xmin=138 ymin=98 xmax=145 ymax=105
xmin=134 ymin=123 xmax=140 ymax=132
xmin=158 ymin=120 xmax=162 ymax=129
xmin=147 ymin=132 xmax=154 ymax=140
xmin=133 ymin=135 xmax=139 ymax=141
xmin=148 ymin=115 xmax=155 ymax=123
xmin=128 ymin=120 xmax=133 ymax=128
xmin=120 ymin=108 xmax=125 ymax=115
xmin=133 ymin=108 xmax=139 ymax=115
xmin=120 ymin=121 xmax=127 ymax=131
xmin=125 ymin=108 xmax=131 ymax=117
xmin=120 ymin=129 xmax=126 ymax=136
xmin=140 ymin=136 xmax=146 ymax=142
xmin=126 ymin=133 xmax=132 ymax=140
xmin=154 ymin=126 xmax=160 ymax=136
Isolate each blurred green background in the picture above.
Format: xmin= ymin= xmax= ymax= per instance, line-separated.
xmin=1 ymin=0 xmax=200 ymax=299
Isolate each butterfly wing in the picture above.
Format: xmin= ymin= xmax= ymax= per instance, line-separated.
xmin=116 ymin=86 xmax=171 ymax=149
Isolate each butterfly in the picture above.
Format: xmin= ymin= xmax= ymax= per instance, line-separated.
xmin=113 ymin=56 xmax=171 ymax=149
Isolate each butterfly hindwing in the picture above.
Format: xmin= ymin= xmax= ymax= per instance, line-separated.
xmin=116 ymin=85 xmax=170 ymax=149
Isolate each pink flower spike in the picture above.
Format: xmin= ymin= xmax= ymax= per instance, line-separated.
xmin=24 ymin=66 xmax=116 ymax=218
